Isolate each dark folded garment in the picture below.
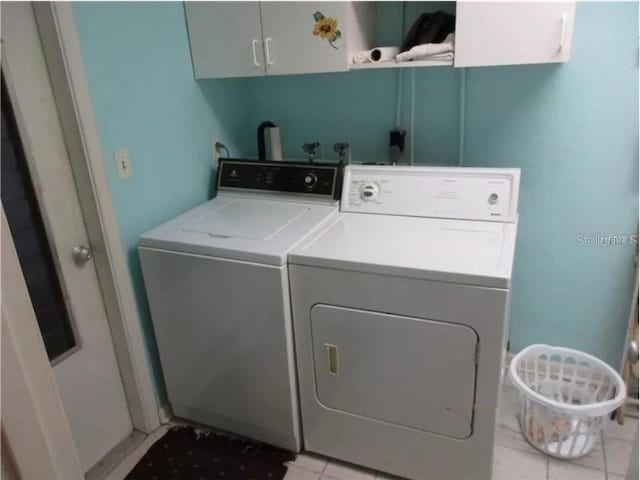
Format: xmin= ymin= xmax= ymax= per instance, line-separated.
xmin=401 ymin=11 xmax=456 ymax=52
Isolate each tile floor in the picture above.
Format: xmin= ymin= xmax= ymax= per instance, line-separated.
xmin=106 ymin=381 xmax=638 ymax=480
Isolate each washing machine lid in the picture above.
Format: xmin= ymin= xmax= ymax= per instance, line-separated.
xmin=289 ymin=213 xmax=518 ymax=288
xmin=139 ymin=194 xmax=338 ymax=265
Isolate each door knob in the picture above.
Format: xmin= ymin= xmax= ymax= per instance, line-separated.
xmin=72 ymin=245 xmax=93 ymax=265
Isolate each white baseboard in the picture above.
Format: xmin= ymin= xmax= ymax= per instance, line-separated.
xmin=504 ymin=351 xmax=515 ymax=369
xmin=500 ymin=351 xmax=515 ymax=388
xmin=158 ymin=404 xmax=173 ymax=425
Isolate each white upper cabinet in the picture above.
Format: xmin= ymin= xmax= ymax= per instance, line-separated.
xmin=185 ymin=2 xmax=266 ymax=79
xmin=261 ymin=2 xmax=373 ymax=76
xmin=185 ymin=1 xmax=374 ymax=79
xmin=185 ymin=1 xmax=578 ymax=78
xmin=454 ymin=1 xmax=576 ymax=68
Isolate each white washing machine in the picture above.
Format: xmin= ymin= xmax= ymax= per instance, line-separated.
xmin=139 ymin=159 xmax=342 ymax=451
xmin=289 ymin=164 xmax=520 ymax=479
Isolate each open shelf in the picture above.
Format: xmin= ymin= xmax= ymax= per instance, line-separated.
xmin=349 ymin=59 xmax=454 ymax=70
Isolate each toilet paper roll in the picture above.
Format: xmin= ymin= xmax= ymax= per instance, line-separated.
xmin=369 ymin=46 xmax=400 ymax=63
xmin=269 ymin=127 xmax=283 ymax=161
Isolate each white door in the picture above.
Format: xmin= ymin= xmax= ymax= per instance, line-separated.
xmin=2 ymin=2 xmax=132 ymax=472
xmin=185 ymin=2 xmax=266 ymax=79
xmin=260 ymin=2 xmax=349 ymax=76
xmin=454 ymin=1 xmax=576 ymax=67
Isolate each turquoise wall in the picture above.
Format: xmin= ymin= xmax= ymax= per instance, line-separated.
xmin=463 ymin=3 xmax=638 ymax=364
xmin=237 ymin=2 xmax=638 ymax=366
xmin=73 ymin=1 xmax=638 ymax=405
xmin=73 ymin=1 xmax=248 ymax=403
xmin=240 ymin=67 xmax=462 ymax=164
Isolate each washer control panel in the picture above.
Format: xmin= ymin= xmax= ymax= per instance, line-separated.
xmin=218 ymin=159 xmax=341 ymax=199
xmin=343 ymin=165 xmax=520 ymax=222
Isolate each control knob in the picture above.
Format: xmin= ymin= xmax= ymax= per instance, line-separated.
xmin=304 ymin=172 xmax=318 ymax=189
xmin=360 ymin=182 xmax=380 ymax=202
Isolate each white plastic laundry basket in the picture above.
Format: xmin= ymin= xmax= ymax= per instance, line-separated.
xmin=509 ymin=344 xmax=627 ymax=459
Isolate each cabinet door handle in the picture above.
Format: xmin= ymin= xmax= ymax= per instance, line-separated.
xmin=251 ymin=39 xmax=261 ymax=66
xmin=558 ymin=13 xmax=567 ymax=52
xmin=264 ymin=37 xmax=274 ymax=65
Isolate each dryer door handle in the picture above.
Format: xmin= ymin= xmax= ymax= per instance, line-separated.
xmin=325 ymin=344 xmax=339 ymax=375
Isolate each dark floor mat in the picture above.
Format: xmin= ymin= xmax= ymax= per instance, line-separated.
xmin=125 ymin=426 xmax=295 ymax=480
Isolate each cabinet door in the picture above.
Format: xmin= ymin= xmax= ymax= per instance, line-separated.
xmin=260 ymin=2 xmax=349 ymax=75
xmin=454 ymin=1 xmax=576 ymax=67
xmin=185 ymin=2 xmax=266 ymax=79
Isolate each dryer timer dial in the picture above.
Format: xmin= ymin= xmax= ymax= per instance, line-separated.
xmin=360 ymin=182 xmax=380 ymax=202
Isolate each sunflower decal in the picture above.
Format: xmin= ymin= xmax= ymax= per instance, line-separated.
xmin=312 ymin=11 xmax=341 ymax=50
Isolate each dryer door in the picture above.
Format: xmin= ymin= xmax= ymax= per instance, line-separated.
xmin=311 ymin=305 xmax=478 ymax=439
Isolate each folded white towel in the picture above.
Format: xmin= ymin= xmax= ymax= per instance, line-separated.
xmin=395 ymin=33 xmax=455 ymax=62
xmin=411 ymin=52 xmax=454 ymax=62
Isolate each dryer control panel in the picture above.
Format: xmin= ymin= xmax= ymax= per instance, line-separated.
xmin=342 ymin=165 xmax=520 ymax=222
xmin=218 ymin=159 xmax=341 ymax=199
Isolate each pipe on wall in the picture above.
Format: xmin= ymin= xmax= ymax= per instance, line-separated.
xmin=410 ymin=68 xmax=416 ymax=165
xmin=393 ymin=2 xmax=407 ymax=163
xmin=395 ymin=69 xmax=403 ymax=128
xmin=458 ymin=68 xmax=467 ymax=166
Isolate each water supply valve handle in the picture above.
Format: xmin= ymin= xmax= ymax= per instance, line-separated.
xmin=303 ymin=142 xmax=321 ymax=163
xmin=334 ymin=142 xmax=350 ymax=165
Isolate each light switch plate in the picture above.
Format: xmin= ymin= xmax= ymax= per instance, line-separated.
xmin=115 ymin=149 xmax=132 ymax=180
